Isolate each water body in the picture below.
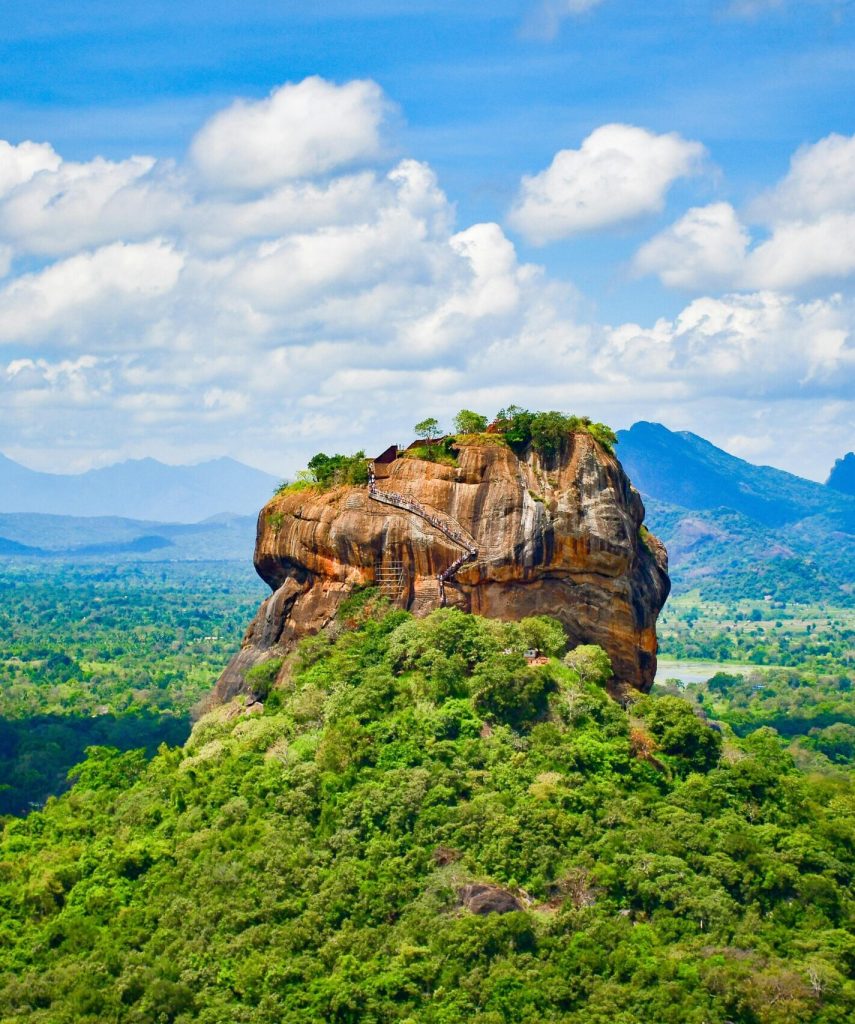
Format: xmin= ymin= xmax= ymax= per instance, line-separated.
xmin=655 ymin=660 xmax=765 ymax=686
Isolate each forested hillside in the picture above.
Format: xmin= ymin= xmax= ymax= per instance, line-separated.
xmin=617 ymin=423 xmax=855 ymax=604
xmin=0 ymin=597 xmax=852 ymax=1024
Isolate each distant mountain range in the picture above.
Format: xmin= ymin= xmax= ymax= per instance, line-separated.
xmin=1 ymin=430 xmax=852 ymax=605
xmin=0 ymin=512 xmax=259 ymax=563
xmin=0 ymin=454 xmax=280 ymax=522
xmin=617 ymin=422 xmax=855 ymax=605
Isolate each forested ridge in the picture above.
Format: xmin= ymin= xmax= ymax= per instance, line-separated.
xmin=0 ymin=595 xmax=852 ymax=1024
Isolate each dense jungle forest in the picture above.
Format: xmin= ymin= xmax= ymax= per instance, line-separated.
xmin=0 ymin=561 xmax=264 ymax=814
xmin=0 ymin=584 xmax=852 ymax=1023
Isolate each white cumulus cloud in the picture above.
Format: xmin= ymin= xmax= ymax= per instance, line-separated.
xmin=636 ymin=132 xmax=855 ymax=292
xmin=745 ymin=213 xmax=855 ymax=289
xmin=752 ymin=132 xmax=855 ymax=222
xmin=191 ymin=77 xmax=390 ymax=190
xmin=0 ymin=240 xmax=184 ymax=345
xmin=508 ymin=124 xmax=706 ymax=244
xmin=634 ymin=202 xmax=749 ymax=289
xmin=0 ymin=140 xmax=61 ymax=198
xmin=0 ymin=156 xmax=186 ymax=257
xmin=603 ymin=291 xmax=853 ymax=397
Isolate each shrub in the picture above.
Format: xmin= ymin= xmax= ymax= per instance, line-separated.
xmin=266 ymin=511 xmax=285 ymax=534
xmin=403 ymin=437 xmax=458 ymax=466
xmin=277 ymin=452 xmax=369 ymax=494
xmin=277 ymin=475 xmax=320 ymax=494
xmin=244 ymin=658 xmax=284 ymax=700
xmin=564 ymin=644 xmax=613 ymax=686
xmin=587 ymin=421 xmax=618 ymax=454
xmin=337 ymin=586 xmax=392 ymax=627
xmin=307 ymin=451 xmax=369 ymax=488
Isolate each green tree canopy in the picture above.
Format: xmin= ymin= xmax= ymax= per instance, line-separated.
xmin=453 ymin=409 xmax=489 ymax=434
xmin=302 ymin=451 xmax=368 ymax=488
xmin=564 ymin=644 xmax=613 ymax=686
xmin=530 ymin=410 xmax=571 ymax=461
xmin=637 ymin=694 xmax=723 ymax=774
xmin=494 ymin=405 xmax=535 ymax=447
xmin=0 ymin=604 xmax=852 ymax=1024
xmin=413 ymin=417 xmax=441 ymax=440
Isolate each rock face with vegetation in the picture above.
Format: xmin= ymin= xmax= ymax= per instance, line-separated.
xmin=215 ymin=431 xmax=669 ymax=701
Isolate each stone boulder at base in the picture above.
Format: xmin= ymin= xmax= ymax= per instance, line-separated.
xmin=458 ymin=884 xmax=523 ymax=915
xmin=213 ymin=432 xmax=669 ymax=703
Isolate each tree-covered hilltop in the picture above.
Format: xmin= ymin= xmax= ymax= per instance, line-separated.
xmin=278 ymin=407 xmax=619 ymax=491
xmin=1 ymin=596 xmax=852 ymax=1023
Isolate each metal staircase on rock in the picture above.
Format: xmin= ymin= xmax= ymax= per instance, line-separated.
xmin=368 ymin=469 xmax=477 ymax=607
xmin=373 ymin=558 xmax=406 ymax=598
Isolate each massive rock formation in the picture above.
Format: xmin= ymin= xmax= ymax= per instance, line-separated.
xmin=213 ymin=433 xmax=669 ymax=703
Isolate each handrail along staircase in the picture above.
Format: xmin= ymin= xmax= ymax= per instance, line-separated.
xmin=368 ymin=469 xmax=477 ymax=606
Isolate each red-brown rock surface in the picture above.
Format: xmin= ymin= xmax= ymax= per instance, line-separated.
xmin=213 ymin=434 xmax=669 ymax=703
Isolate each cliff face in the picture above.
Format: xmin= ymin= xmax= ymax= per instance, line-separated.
xmin=213 ymin=434 xmax=670 ymax=703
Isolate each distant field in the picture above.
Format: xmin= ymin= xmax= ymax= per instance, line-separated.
xmin=655 ymin=659 xmax=762 ymax=685
xmin=658 ymin=591 xmax=854 ymax=672
xmin=0 ymin=559 xmax=266 ymax=815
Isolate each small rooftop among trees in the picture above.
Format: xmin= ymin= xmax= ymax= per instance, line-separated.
xmin=277 ymin=406 xmax=619 ymax=494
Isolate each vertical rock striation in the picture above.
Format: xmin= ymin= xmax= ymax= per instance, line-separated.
xmin=212 ymin=433 xmax=669 ymax=704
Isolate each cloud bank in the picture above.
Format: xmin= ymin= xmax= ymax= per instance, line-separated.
xmin=0 ymin=78 xmax=851 ymax=480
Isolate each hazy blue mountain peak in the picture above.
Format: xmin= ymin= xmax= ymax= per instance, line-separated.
xmin=0 ymin=452 xmax=279 ymax=522
xmin=827 ymin=452 xmax=855 ymax=496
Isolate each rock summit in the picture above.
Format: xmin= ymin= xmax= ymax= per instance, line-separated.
xmin=215 ymin=432 xmax=670 ymax=702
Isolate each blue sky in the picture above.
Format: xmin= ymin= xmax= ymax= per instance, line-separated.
xmin=0 ymin=1 xmax=853 ymax=478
